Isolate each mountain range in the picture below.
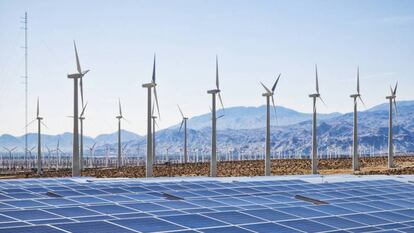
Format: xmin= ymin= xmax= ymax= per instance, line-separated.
xmin=1 ymin=100 xmax=414 ymax=157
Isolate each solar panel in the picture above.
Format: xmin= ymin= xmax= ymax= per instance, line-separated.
xmin=111 ymin=217 xmax=184 ymax=232
xmin=0 ymin=177 xmax=412 ymax=232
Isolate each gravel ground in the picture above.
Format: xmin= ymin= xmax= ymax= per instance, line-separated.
xmin=3 ymin=155 xmax=413 ymax=179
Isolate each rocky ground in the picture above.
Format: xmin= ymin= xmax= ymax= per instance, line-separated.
xmin=3 ymin=155 xmax=414 ymax=179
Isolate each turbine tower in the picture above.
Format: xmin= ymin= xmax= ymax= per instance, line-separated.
xmin=207 ymin=56 xmax=224 ymax=177
xmin=386 ymin=82 xmax=398 ymax=168
xmin=260 ymin=74 xmax=281 ymax=176
xmin=116 ymin=99 xmax=127 ymax=168
xmin=350 ymin=68 xmax=365 ymax=171
xmin=178 ymin=105 xmax=188 ymax=163
xmin=67 ymin=41 xmax=89 ymax=177
xmin=142 ymin=54 xmax=160 ymax=177
xmin=26 ymin=98 xmax=46 ymax=175
xmin=308 ymin=65 xmax=325 ymax=175
xmin=79 ymin=102 xmax=87 ymax=171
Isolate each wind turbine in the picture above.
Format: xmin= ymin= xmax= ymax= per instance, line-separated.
xmin=260 ymin=73 xmax=281 ymax=176
xmin=88 ymin=142 xmax=97 ymax=168
xmin=3 ymin=147 xmax=16 ymax=169
xmin=178 ymin=105 xmax=189 ymax=163
xmin=26 ymin=98 xmax=46 ymax=175
xmin=308 ymin=65 xmax=325 ymax=175
xmin=350 ymin=68 xmax=365 ymax=171
xmin=206 ymin=56 xmax=224 ymax=177
xmin=79 ymin=102 xmax=87 ymax=171
xmin=142 ymin=54 xmax=160 ymax=177
xmin=386 ymin=82 xmax=398 ymax=168
xmin=67 ymin=41 xmax=89 ymax=177
xmin=116 ymin=99 xmax=127 ymax=168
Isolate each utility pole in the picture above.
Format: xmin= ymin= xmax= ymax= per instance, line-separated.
xmin=21 ymin=12 xmax=29 ymax=168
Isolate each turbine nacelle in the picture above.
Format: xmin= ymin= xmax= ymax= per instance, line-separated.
xmin=309 ymin=93 xmax=320 ymax=98
xmin=142 ymin=82 xmax=156 ymax=88
xmin=207 ymin=89 xmax=220 ymax=94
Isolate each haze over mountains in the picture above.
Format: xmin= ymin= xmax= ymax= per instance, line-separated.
xmin=1 ymin=100 xmax=414 ymax=156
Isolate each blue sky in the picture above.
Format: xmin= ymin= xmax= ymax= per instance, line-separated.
xmin=0 ymin=0 xmax=413 ymax=136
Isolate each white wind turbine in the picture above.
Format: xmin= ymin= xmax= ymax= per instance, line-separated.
xmin=308 ymin=65 xmax=326 ymax=175
xmin=386 ymin=82 xmax=398 ymax=168
xmin=67 ymin=41 xmax=89 ymax=177
xmin=350 ymin=68 xmax=365 ymax=171
xmin=88 ymin=142 xmax=97 ymax=168
xmin=207 ymin=56 xmax=224 ymax=177
xmin=116 ymin=99 xmax=128 ymax=168
xmin=178 ymin=105 xmax=189 ymax=163
xmin=27 ymin=98 xmax=46 ymax=175
xmin=260 ymin=73 xmax=281 ymax=176
xmin=142 ymin=54 xmax=160 ymax=177
xmin=3 ymin=147 xmax=16 ymax=169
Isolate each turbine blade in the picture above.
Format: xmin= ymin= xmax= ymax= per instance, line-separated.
xmin=216 ymin=55 xmax=219 ymax=89
xmin=272 ymin=73 xmax=281 ymax=92
xmin=154 ymin=118 xmax=159 ymax=128
xmin=271 ymin=95 xmax=278 ymax=125
xmin=179 ymin=120 xmax=184 ymax=133
xmin=118 ymin=99 xmax=122 ymax=116
xmin=393 ymin=81 xmax=398 ymax=96
xmin=260 ymin=82 xmax=271 ymax=93
xmin=177 ymin=105 xmax=184 ymax=118
xmin=153 ymin=87 xmax=160 ymax=119
xmin=122 ymin=117 xmax=131 ymax=124
xmin=151 ymin=101 xmax=155 ymax=117
xmin=74 ymin=41 xmax=82 ymax=74
xmin=152 ymin=53 xmax=156 ymax=83
xmin=319 ymin=96 xmax=327 ymax=107
xmin=36 ymin=97 xmax=39 ymax=118
xmin=25 ymin=118 xmax=37 ymax=127
xmin=358 ymin=96 xmax=366 ymax=109
xmin=393 ymin=99 xmax=398 ymax=122
xmin=11 ymin=147 xmax=17 ymax=152
xmin=357 ymin=67 xmax=360 ymax=94
xmin=80 ymin=102 xmax=88 ymax=117
xmin=41 ymin=121 xmax=48 ymax=129
xmin=315 ymin=64 xmax=319 ymax=94
xmin=80 ymin=77 xmax=84 ymax=108
xmin=217 ymin=115 xmax=224 ymax=119
xmin=218 ymin=92 xmax=224 ymax=111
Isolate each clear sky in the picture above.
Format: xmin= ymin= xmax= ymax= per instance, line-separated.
xmin=0 ymin=0 xmax=413 ymax=137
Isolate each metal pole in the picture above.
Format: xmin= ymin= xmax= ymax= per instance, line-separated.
xmin=312 ymin=97 xmax=318 ymax=174
xmin=352 ymin=97 xmax=359 ymax=171
xmin=80 ymin=118 xmax=84 ymax=171
xmin=211 ymin=93 xmax=217 ymax=177
xmin=265 ymin=96 xmax=271 ymax=176
xmin=184 ymin=119 xmax=188 ymax=163
xmin=388 ymin=98 xmax=393 ymax=168
xmin=72 ymin=77 xmax=80 ymax=176
xmin=117 ymin=118 xmax=121 ymax=168
xmin=146 ymin=87 xmax=153 ymax=177
xmin=37 ymin=119 xmax=42 ymax=175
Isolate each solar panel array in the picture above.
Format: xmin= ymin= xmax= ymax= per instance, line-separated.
xmin=0 ymin=178 xmax=411 ymax=232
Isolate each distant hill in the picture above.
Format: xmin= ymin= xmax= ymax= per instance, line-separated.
xmin=181 ymin=105 xmax=341 ymax=130
xmin=1 ymin=101 xmax=414 ymax=157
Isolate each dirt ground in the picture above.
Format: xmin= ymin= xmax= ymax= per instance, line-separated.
xmin=4 ymin=156 xmax=414 ymax=179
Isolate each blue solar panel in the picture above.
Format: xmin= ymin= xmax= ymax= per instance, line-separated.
xmin=242 ymin=222 xmax=301 ymax=233
xmin=55 ymin=221 xmax=136 ymax=233
xmin=161 ymin=214 xmax=227 ymax=228
xmin=111 ymin=217 xmax=184 ymax=233
xmin=0 ymin=177 xmax=413 ymax=232
xmin=203 ymin=211 xmax=264 ymax=225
